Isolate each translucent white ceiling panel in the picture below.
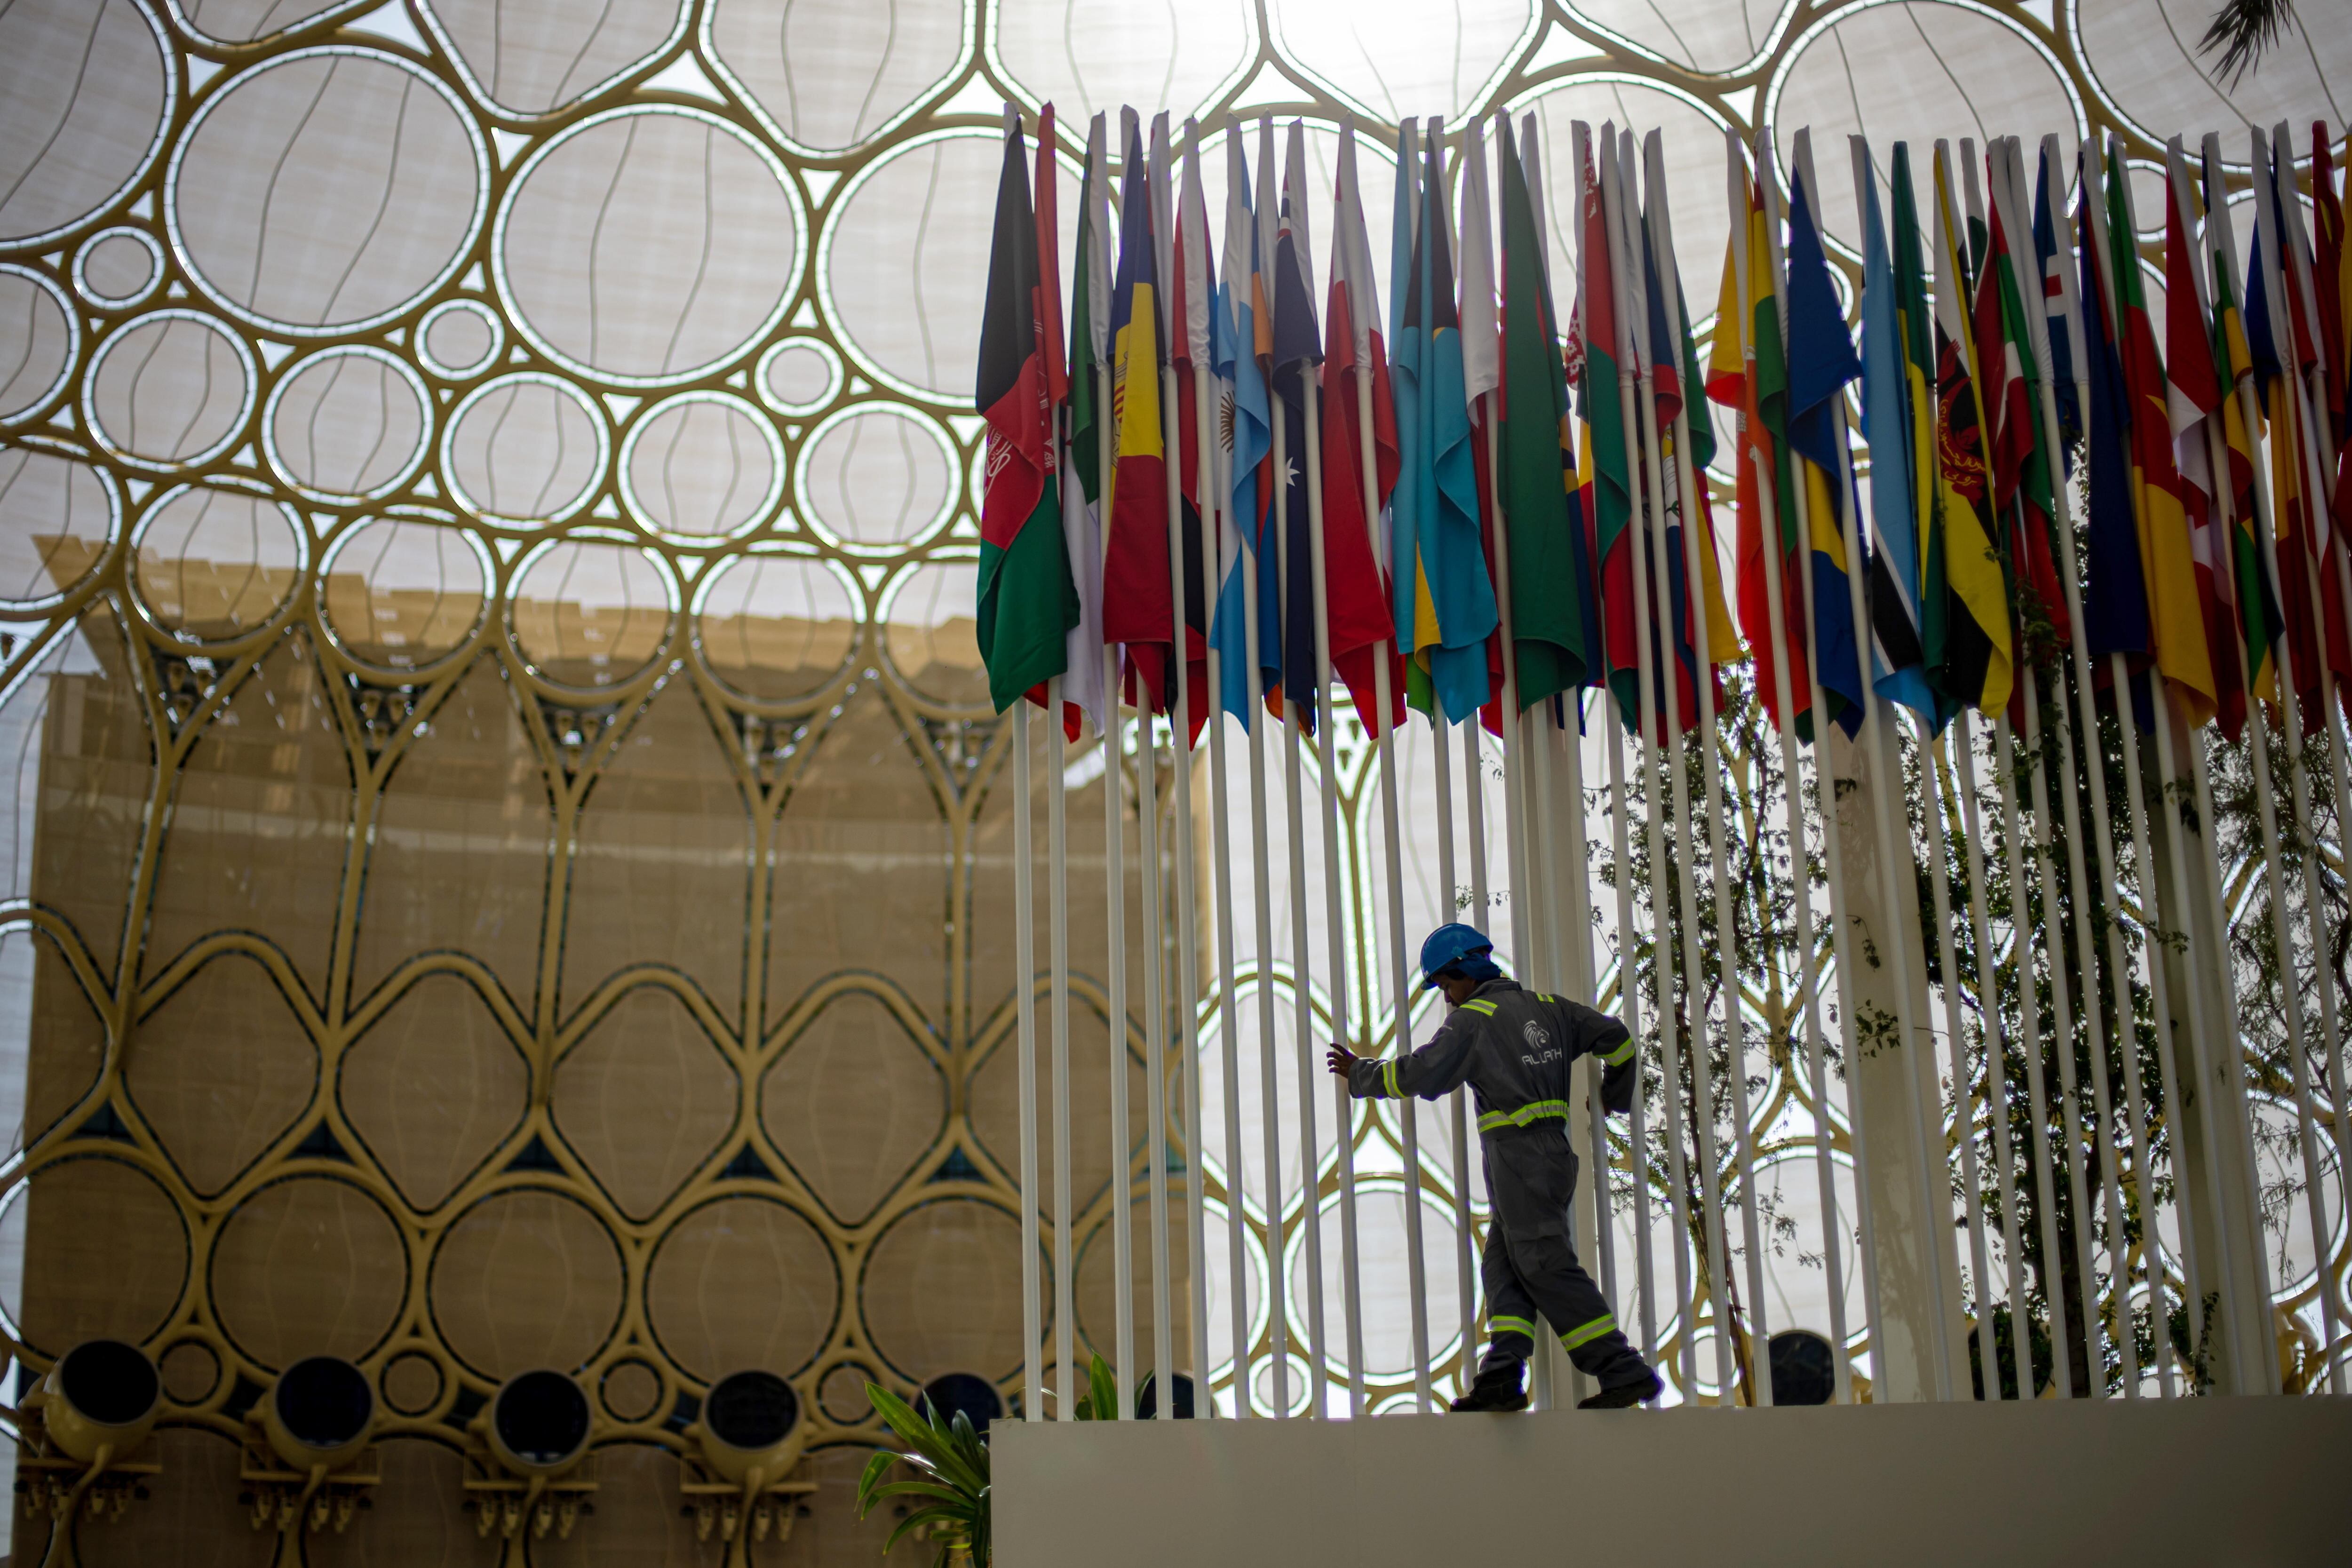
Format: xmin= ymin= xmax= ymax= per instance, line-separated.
xmin=1771 ymin=1 xmax=2078 ymax=253
xmin=1271 ymin=0 xmax=1535 ymax=126
xmin=1571 ymin=0 xmax=1788 ymax=76
xmin=422 ymin=0 xmax=691 ymax=118
xmin=708 ymin=0 xmax=967 ymax=153
xmin=0 ymin=0 xmax=171 ymax=247
xmin=170 ymin=49 xmax=488 ymax=334
xmin=993 ymin=0 xmax=1255 ymax=130
xmin=498 ymin=106 xmax=803 ymax=386
xmin=2078 ymin=0 xmax=2349 ymax=150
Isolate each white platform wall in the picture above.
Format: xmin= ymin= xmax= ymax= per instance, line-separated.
xmin=997 ymin=1396 xmax=2352 ymax=1566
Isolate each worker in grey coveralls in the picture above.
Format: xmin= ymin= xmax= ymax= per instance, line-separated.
xmin=1327 ymin=922 xmax=1663 ymax=1412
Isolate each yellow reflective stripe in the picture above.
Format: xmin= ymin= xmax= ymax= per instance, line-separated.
xmin=1536 ymin=993 xmax=1555 ymax=1004
xmin=1488 ymin=1315 xmax=1539 ymax=1342
xmin=1602 ymin=1036 xmax=1636 ymax=1067
xmin=1462 ymin=999 xmax=1498 ymax=1016
xmin=1382 ymin=1060 xmax=1401 ymax=1099
xmin=1561 ymin=1313 xmax=1617 ymax=1352
xmin=1475 ymin=1099 xmax=1574 ymax=1133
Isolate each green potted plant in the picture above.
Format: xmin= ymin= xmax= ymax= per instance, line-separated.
xmin=853 ymin=1385 xmax=989 ymax=1567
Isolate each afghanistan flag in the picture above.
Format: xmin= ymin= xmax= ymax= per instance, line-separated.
xmin=975 ymin=110 xmax=1075 ymax=714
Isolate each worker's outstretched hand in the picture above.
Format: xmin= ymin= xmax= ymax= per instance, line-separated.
xmin=1325 ymin=1043 xmax=1359 ymax=1079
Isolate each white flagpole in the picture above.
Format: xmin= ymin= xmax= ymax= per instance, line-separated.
xmin=2036 ymin=132 xmax=2168 ymax=1396
xmin=2078 ymin=108 xmax=2199 ymax=1402
xmin=1812 ymin=126 xmax=1959 ymax=1403
xmin=1724 ymin=129 xmax=1851 ymax=1400
xmin=1956 ymin=135 xmax=2077 ymax=1400
xmin=1527 ymin=105 xmax=1609 ymax=1313
xmin=1282 ymin=118 xmax=1331 ymax=1421
xmin=1139 ymin=118 xmax=1178 ymax=1416
xmin=1176 ymin=119 xmax=1215 ymax=1413
xmin=1211 ymin=117 xmax=1255 ymax=1418
xmin=1009 ymin=105 xmax=1047 ymax=1431
xmin=1601 ymin=121 xmax=1701 ymax=1400
xmin=1335 ymin=118 xmax=1383 ymax=1418
xmin=1762 ymin=126 xmax=1886 ymax=1395
xmin=1103 ymin=114 xmax=1137 ymax=1425
xmin=1015 ymin=692 xmax=1043 ymax=1421
xmin=1454 ymin=112 xmax=1508 ymax=1398
xmin=1984 ymin=138 xmax=2110 ymax=1393
xmin=1248 ymin=115 xmax=1289 ymax=1419
xmin=1930 ymin=141 xmax=2033 ymax=1401
xmin=1381 ymin=116 xmax=1444 ymax=1417
xmin=2237 ymin=127 xmax=2352 ymax=1392
xmin=2271 ymin=135 xmax=2352 ymax=1290
xmin=1652 ymin=128 xmax=1770 ymax=1405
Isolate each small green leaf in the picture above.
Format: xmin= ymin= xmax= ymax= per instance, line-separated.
xmin=1086 ymin=1353 xmax=1117 ymax=1423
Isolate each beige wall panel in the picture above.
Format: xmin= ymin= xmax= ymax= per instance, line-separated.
xmin=142 ymin=635 xmax=351 ymax=997
xmin=302 ymin=1437 xmax=490 ymax=1568
xmin=381 ymin=1349 xmax=446 ymax=1416
xmin=766 ymin=687 xmax=947 ymax=1029
xmin=19 ymin=931 xmax=105 ymax=1150
xmin=562 ymin=679 xmax=749 ymax=1025
xmin=597 ymin=1357 xmax=663 ymax=1421
xmin=1073 ymin=1196 xmax=1192 ymax=1373
xmin=646 ymin=1194 xmax=838 ymax=1382
xmin=552 ymin=986 xmax=737 ymax=1220
xmin=159 ymin=1338 xmax=221 ymax=1404
xmin=523 ymin=1440 xmax=715 ymax=1568
xmin=13 ymin=1153 xmax=186 ymax=1353
xmin=429 ymin=1186 xmax=624 ymax=1379
xmin=127 ymin=949 xmax=317 ymax=1196
xmin=763 ymin=1444 xmax=901 ymax=1566
xmin=859 ymin=1197 xmax=1027 ymax=1385
xmin=7 ymin=1507 xmax=49 ymax=1567
xmin=881 ymin=607 xmax=984 ymax=709
xmin=815 ymin=1362 xmax=874 ymax=1424
xmin=340 ymin=971 xmax=530 ymax=1211
xmin=208 ymin=1174 xmax=407 ymax=1370
xmin=74 ymin=1426 xmax=270 ymax=1568
xmin=967 ymin=999 xmax=1147 ymax=1223
xmin=351 ymin=657 xmax=550 ymax=1007
xmin=31 ymin=608 xmax=151 ymax=976
xmin=761 ymin=990 xmax=945 ymax=1225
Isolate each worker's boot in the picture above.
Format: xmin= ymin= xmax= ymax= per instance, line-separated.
xmin=1449 ymin=1365 xmax=1529 ymax=1413
xmin=1576 ymin=1370 xmax=1664 ymax=1410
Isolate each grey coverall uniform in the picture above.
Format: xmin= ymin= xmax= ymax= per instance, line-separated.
xmin=1347 ymin=978 xmax=1652 ymax=1391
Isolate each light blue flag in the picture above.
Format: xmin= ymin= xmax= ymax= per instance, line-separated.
xmin=1410 ymin=121 xmax=1496 ymax=722
xmin=1856 ymin=163 xmax=1935 ymax=721
xmin=1212 ymin=129 xmax=1273 ymax=722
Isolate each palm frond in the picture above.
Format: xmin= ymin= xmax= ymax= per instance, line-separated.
xmin=856 ymin=1383 xmax=993 ymax=1563
xmin=2198 ymin=0 xmax=2297 ymax=86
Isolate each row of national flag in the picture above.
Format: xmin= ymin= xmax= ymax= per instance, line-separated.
xmin=976 ymin=107 xmax=2352 ymax=757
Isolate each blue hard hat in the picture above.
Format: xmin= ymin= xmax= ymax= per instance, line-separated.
xmin=1418 ymin=923 xmax=1493 ymax=989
